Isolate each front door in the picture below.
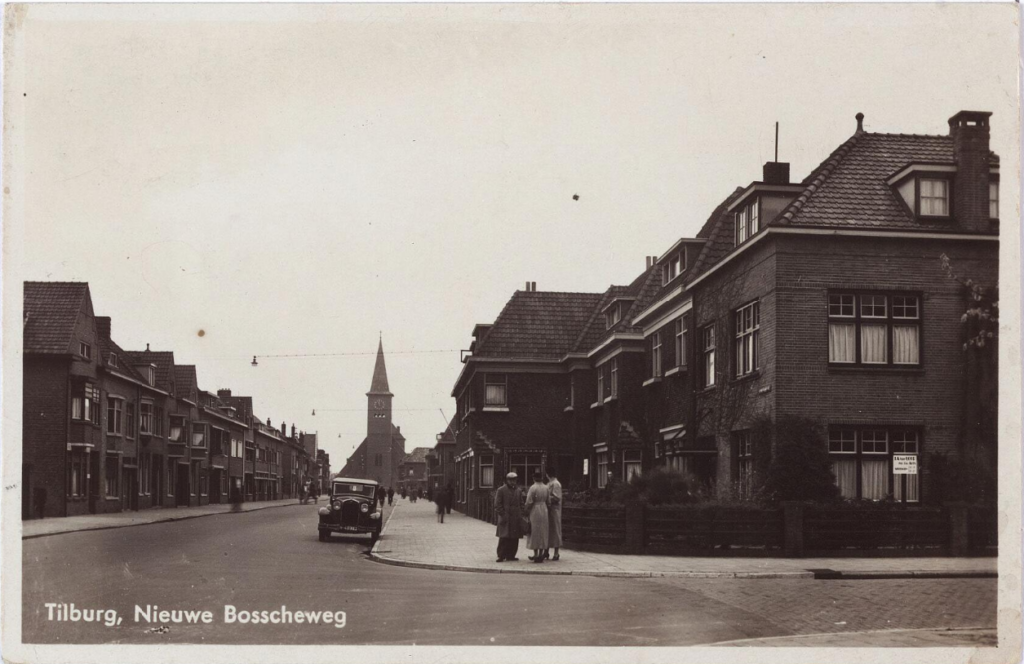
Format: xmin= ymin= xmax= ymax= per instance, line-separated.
xmin=176 ymin=463 xmax=190 ymax=506
xmin=122 ymin=469 xmax=138 ymax=511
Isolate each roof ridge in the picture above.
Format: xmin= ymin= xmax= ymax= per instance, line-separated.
xmin=862 ymin=131 xmax=950 ymax=140
xmin=776 ymin=131 xmax=863 ymax=226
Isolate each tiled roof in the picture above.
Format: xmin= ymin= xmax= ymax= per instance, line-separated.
xmin=775 ymin=131 xmax=1000 ymax=230
xmin=403 ymin=447 xmax=432 ymax=464
xmin=684 ymin=188 xmax=747 ymax=285
xmin=125 ymin=350 xmax=176 ymax=393
xmin=391 ymin=424 xmax=405 ymax=440
xmin=24 ymin=282 xmax=91 ymax=355
xmin=173 ymin=365 xmax=198 ymax=399
xmin=99 ymin=337 xmax=149 ymax=385
xmin=474 ymin=290 xmax=605 ymax=360
xmin=220 ymin=395 xmax=254 ymax=418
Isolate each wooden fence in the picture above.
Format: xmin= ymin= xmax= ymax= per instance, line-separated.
xmin=562 ymin=502 xmax=997 ymax=557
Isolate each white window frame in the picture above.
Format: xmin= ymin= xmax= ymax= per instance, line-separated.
xmin=610 ymin=358 xmax=618 ymax=398
xmin=106 ymin=397 xmax=124 ymax=435
xmin=702 ymin=325 xmax=716 ymax=387
xmin=735 ymin=198 xmax=760 ymax=245
xmin=479 ymin=453 xmax=494 ymax=488
xmin=140 ymin=401 xmax=154 ymax=435
xmin=919 ymin=177 xmax=950 ymax=217
xmin=79 ymin=341 xmax=92 ymax=359
xmin=484 ymin=373 xmax=508 ymax=407
xmin=734 ymin=301 xmax=760 ymax=378
xmin=828 ymin=292 xmax=920 ymax=367
xmin=191 ymin=423 xmax=207 ymax=448
xmin=623 ymin=450 xmax=642 ymax=481
xmin=989 ymin=180 xmax=999 ymax=219
xmin=674 ymin=317 xmax=687 ymax=367
xmin=651 ymin=331 xmax=662 ymax=378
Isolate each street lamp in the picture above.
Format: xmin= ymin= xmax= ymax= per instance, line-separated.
xmin=251 ymin=356 xmax=258 ymax=367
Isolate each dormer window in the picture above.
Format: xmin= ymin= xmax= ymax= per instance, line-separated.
xmin=108 ymin=353 xmax=118 ymax=368
xmin=79 ymin=342 xmax=92 ymax=359
xmin=661 ymin=250 xmax=686 ymax=285
xmin=735 ymin=198 xmax=760 ymax=246
xmin=605 ymin=303 xmax=621 ymax=329
xmin=920 ymin=178 xmax=949 ymax=217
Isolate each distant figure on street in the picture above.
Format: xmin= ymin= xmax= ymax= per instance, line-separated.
xmin=526 ymin=471 xmax=550 ymax=563
xmin=493 ymin=472 xmax=524 ymax=562
xmin=376 ymin=485 xmax=387 ymax=508
xmin=309 ymin=483 xmax=319 ymax=504
xmin=445 ymin=483 xmax=454 ymax=514
xmin=400 ymin=488 xmax=407 ymax=500
xmin=387 ymin=487 xmax=394 ymax=506
xmin=545 ymin=468 xmax=563 ymax=561
xmin=230 ymin=480 xmax=243 ymax=513
xmin=436 ymin=486 xmax=446 ymax=523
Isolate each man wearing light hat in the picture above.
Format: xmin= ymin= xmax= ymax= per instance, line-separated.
xmin=493 ymin=471 xmax=524 ymax=562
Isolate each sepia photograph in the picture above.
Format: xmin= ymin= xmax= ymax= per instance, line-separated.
xmin=1 ymin=3 xmax=1020 ymax=663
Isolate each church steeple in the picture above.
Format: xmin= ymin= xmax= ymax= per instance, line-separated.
xmin=367 ymin=337 xmax=393 ymax=396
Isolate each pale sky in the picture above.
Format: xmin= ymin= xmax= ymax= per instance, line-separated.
xmin=5 ymin=3 xmax=1019 ymax=468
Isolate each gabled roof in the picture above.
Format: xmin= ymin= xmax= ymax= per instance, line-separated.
xmin=775 ymin=131 xmax=1000 ymax=230
xmin=684 ymin=188 xmax=748 ymax=285
xmin=173 ymin=365 xmax=198 ymax=399
xmin=392 ymin=423 xmax=405 ymax=441
xmin=368 ymin=338 xmax=392 ymax=395
xmin=125 ymin=349 xmax=176 ymax=393
xmin=99 ymin=336 xmax=150 ymax=385
xmin=474 ymin=290 xmax=604 ymax=360
xmin=403 ymin=447 xmax=432 ymax=464
xmin=23 ymin=282 xmax=92 ymax=355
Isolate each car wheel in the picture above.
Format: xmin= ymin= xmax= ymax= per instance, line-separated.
xmin=370 ymin=530 xmax=379 ymax=545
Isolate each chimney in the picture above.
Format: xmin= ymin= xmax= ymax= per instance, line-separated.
xmin=524 ymin=281 xmax=530 ymax=291
xmin=948 ymin=111 xmax=993 ymax=232
xmin=281 ymin=421 xmax=287 ymax=435
xmin=291 ymin=424 xmax=297 ymax=438
xmin=217 ymin=389 xmax=232 ymax=398
xmin=95 ymin=316 xmax=111 ymax=340
xmin=762 ymin=162 xmax=790 ymax=185
xmin=532 ymin=281 xmax=537 ymax=291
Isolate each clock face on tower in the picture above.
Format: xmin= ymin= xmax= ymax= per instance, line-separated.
xmin=374 ymin=399 xmax=384 ymax=410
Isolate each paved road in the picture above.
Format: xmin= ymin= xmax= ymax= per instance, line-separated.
xmin=21 ymin=504 xmax=996 ymax=646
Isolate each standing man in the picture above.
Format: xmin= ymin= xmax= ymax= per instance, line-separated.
xmin=545 ymin=468 xmax=563 ymax=561
xmin=376 ymin=485 xmax=387 ymax=508
xmin=445 ymin=483 xmax=454 ymax=514
xmin=387 ymin=486 xmax=394 ymax=506
xmin=493 ymin=472 xmax=524 ymax=563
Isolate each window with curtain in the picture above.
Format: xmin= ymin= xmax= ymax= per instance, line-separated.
xmin=105 ymin=454 xmax=120 ymax=497
xmin=734 ymin=301 xmax=760 ymax=377
xmin=479 ymin=454 xmax=494 ymax=488
xmin=735 ymin=198 xmax=760 ymax=246
xmin=191 ymin=423 xmax=206 ymax=448
xmin=484 ymin=374 xmax=507 ymax=407
xmin=106 ymin=398 xmax=123 ymax=435
xmin=623 ymin=450 xmax=642 ymax=480
xmin=702 ymin=325 xmax=716 ymax=387
xmin=828 ymin=428 xmax=920 ymax=502
xmin=140 ymin=402 xmax=153 ymax=434
xmin=989 ymin=180 xmax=999 ymax=219
xmin=67 ymin=450 xmax=87 ymax=497
xmin=920 ymin=178 xmax=949 ymax=216
xmin=72 ymin=382 xmax=100 ymax=423
xmin=169 ymin=416 xmax=185 ymax=442
xmin=596 ymin=453 xmax=609 ymax=488
xmin=828 ymin=292 xmax=921 ymax=367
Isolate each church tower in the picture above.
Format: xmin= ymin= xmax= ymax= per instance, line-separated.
xmin=365 ymin=338 xmax=395 ymax=486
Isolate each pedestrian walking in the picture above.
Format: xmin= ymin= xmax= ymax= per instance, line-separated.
xmin=525 ymin=471 xmax=550 ymax=563
xmin=387 ymin=487 xmax=394 ymax=506
xmin=376 ymin=485 xmax=386 ymax=508
xmin=493 ymin=472 xmax=523 ymax=562
xmin=545 ymin=468 xmax=563 ymax=561
xmin=445 ymin=483 xmax=453 ymax=514
xmin=436 ymin=486 xmax=446 ymax=523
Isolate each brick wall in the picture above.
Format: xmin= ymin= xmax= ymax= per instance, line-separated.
xmin=23 ymin=356 xmax=71 ymax=518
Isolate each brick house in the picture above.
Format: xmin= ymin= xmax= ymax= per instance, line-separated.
xmin=398 ymin=447 xmax=431 ymax=494
xmin=632 ymin=110 xmax=999 ymax=503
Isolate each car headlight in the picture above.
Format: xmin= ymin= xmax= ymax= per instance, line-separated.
xmin=360 ymin=503 xmax=369 ymax=513
xmin=369 ymin=512 xmax=381 ymax=520
xmin=332 ymin=501 xmax=341 ymax=511
xmin=318 ymin=507 xmax=329 ymax=516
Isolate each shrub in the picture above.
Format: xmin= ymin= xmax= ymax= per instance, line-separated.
xmin=760 ymin=415 xmax=841 ymax=504
xmin=611 ymin=468 xmax=698 ymax=506
xmin=927 ymin=451 xmax=996 ymax=506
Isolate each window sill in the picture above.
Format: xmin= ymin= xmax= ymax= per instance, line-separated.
xmin=603 ymin=396 xmax=618 ymax=404
xmin=663 ymin=366 xmax=686 ymax=377
xmin=642 ymin=377 xmax=662 ymax=387
xmin=105 ymin=496 xmax=120 ymax=501
xmin=590 ymin=401 xmax=602 ymax=410
xmin=828 ymin=365 xmax=924 ymax=375
xmin=731 ymin=371 xmax=762 ymax=385
xmin=563 ymin=406 xmax=573 ymax=413
xmin=481 ymin=406 xmax=509 ymax=413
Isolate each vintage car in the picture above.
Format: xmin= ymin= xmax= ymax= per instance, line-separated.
xmin=317 ymin=477 xmax=382 ymax=543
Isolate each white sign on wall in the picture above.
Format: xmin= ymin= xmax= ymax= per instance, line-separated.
xmin=582 ymin=459 xmax=589 ymax=476
xmin=893 ymin=455 xmax=918 ymax=475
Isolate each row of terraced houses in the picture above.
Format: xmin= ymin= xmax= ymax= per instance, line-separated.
xmin=429 ymin=111 xmax=1000 ymax=521
xmin=22 ymin=282 xmax=329 ymax=519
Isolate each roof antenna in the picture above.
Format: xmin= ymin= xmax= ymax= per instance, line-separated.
xmin=774 ymin=122 xmax=779 ymax=162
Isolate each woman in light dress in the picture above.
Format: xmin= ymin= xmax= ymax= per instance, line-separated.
xmin=545 ymin=468 xmax=562 ymax=561
xmin=525 ymin=471 xmax=549 ymax=563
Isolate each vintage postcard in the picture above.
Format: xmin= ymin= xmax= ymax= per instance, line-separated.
xmin=2 ymin=3 xmax=1020 ymax=663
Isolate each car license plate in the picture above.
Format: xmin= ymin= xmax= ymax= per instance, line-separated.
xmin=341 ymin=526 xmax=359 ymax=532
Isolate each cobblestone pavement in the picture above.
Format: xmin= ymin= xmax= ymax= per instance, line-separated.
xmin=21 ymin=497 xmax=309 ymax=539
xmin=374 ymin=499 xmax=998 ymax=578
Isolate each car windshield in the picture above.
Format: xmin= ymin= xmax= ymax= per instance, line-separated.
xmin=332 ymin=483 xmax=376 ymax=497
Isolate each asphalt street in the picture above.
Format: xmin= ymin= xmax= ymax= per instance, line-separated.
xmin=22 ymin=503 xmax=997 ymax=646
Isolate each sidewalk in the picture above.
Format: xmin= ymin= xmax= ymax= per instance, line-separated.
xmin=21 ymin=498 xmax=304 ymax=539
xmin=371 ymin=499 xmax=998 ymax=579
